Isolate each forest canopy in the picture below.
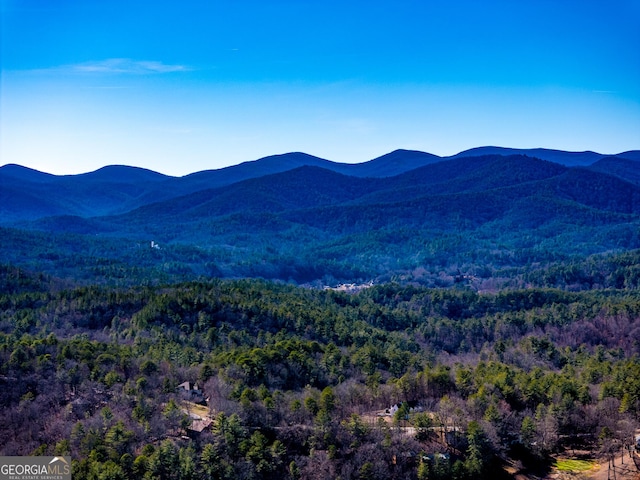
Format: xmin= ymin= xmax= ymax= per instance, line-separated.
xmin=2 ymin=264 xmax=640 ymax=479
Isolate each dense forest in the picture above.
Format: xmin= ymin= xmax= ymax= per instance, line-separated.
xmin=2 ymin=261 xmax=640 ymax=479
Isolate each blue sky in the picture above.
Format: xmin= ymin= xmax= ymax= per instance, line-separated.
xmin=1 ymin=0 xmax=639 ymax=176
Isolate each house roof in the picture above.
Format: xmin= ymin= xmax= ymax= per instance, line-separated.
xmin=189 ymin=417 xmax=212 ymax=433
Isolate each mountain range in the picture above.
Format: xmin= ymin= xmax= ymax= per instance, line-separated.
xmin=1 ymin=146 xmax=640 ymax=286
xmin=2 ymin=146 xmax=639 ymax=222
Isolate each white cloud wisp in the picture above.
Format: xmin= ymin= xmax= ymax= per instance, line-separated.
xmin=30 ymin=58 xmax=191 ymax=75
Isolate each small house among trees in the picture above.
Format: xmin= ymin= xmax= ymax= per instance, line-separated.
xmin=186 ymin=416 xmax=212 ymax=438
xmin=177 ymin=381 xmax=205 ymax=404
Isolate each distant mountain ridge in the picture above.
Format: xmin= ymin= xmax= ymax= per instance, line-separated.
xmin=3 ymin=145 xmax=637 ymax=181
xmin=8 ymin=152 xmax=640 ymax=235
xmin=2 ymin=146 xmax=640 ymax=285
xmin=2 ymin=146 xmax=638 ymax=223
xmin=449 ymin=147 xmax=605 ymax=166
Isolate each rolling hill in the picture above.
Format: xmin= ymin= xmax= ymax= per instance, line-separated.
xmin=0 ymin=164 xmax=171 ymax=221
xmin=449 ymin=146 xmax=606 ymax=166
xmin=89 ymin=155 xmax=639 ymax=234
xmin=587 ymin=156 xmax=640 ymax=185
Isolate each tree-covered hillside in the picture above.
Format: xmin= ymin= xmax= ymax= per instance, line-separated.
xmin=2 ymin=154 xmax=640 ymax=287
xmin=2 ymin=269 xmax=640 ymax=479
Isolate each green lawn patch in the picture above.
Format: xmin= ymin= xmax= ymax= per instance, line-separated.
xmin=181 ymin=401 xmax=210 ymax=418
xmin=554 ymin=459 xmax=595 ymax=472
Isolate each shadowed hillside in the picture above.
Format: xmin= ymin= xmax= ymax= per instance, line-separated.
xmin=1 ymin=150 xmax=640 ymax=286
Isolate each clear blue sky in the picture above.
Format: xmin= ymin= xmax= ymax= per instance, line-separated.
xmin=2 ymin=0 xmax=639 ymax=176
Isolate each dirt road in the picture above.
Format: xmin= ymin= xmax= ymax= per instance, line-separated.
xmin=585 ymin=453 xmax=639 ymax=480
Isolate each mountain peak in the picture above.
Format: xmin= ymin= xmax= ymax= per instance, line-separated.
xmin=73 ymin=165 xmax=171 ymax=183
xmin=372 ymin=149 xmax=441 ymax=160
xmin=0 ymin=164 xmax=56 ymax=183
xmin=450 ymin=146 xmax=604 ymax=166
xmin=354 ymin=149 xmax=442 ymax=177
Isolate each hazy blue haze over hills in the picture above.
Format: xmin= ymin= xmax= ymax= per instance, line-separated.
xmin=0 ymin=164 xmax=58 ymax=183
xmin=1 ymin=146 xmax=640 ymax=285
xmin=2 ymin=146 xmax=639 ymax=222
xmin=449 ymin=147 xmax=605 ymax=166
xmin=588 ymin=157 xmax=640 ymax=185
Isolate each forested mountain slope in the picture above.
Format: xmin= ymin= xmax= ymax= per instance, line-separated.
xmin=588 ymin=156 xmax=640 ymax=185
xmin=2 ymin=147 xmax=638 ymax=223
xmin=2 ymin=273 xmax=640 ymax=478
xmin=2 ymin=153 xmax=640 ymax=286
